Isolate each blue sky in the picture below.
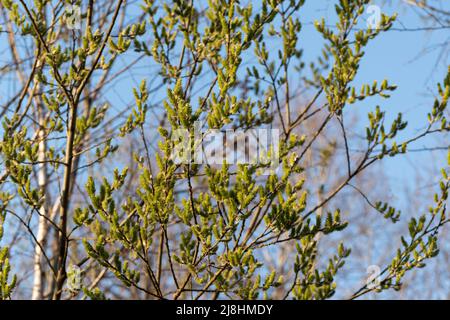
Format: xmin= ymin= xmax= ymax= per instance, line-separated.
xmin=295 ymin=0 xmax=449 ymax=298
xmin=297 ymin=0 xmax=449 ymax=189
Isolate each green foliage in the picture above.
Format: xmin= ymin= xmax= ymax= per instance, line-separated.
xmin=75 ymin=0 xmax=450 ymax=300
xmin=352 ymin=150 xmax=450 ymax=298
xmin=0 ymin=211 xmax=16 ymax=300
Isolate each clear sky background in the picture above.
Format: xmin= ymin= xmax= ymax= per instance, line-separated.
xmin=299 ymin=0 xmax=449 ymax=186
